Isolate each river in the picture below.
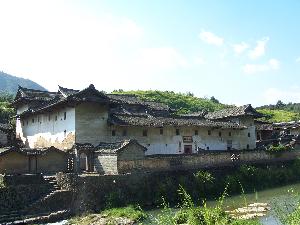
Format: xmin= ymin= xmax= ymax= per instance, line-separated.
xmin=45 ymin=182 xmax=300 ymax=225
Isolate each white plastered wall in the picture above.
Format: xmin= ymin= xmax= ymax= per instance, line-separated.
xmin=18 ymin=107 xmax=75 ymax=149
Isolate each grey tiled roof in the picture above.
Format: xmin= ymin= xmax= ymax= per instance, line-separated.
xmin=108 ymin=113 xmax=246 ymax=129
xmin=205 ymin=104 xmax=263 ymax=120
xmin=95 ymin=139 xmax=146 ymax=154
xmin=0 ymin=146 xmax=67 ymax=156
xmin=14 ymin=85 xmax=172 ymax=117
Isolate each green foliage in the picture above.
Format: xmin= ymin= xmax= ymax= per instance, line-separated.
xmin=285 ymin=205 xmax=300 ymax=225
xmin=194 ymin=171 xmax=215 ymax=184
xmin=266 ymin=144 xmax=291 ymax=153
xmin=111 ymin=90 xmax=229 ymax=114
xmin=155 ymin=185 xmax=260 ymax=225
xmin=69 ymin=205 xmax=147 ymax=225
xmin=257 ymin=109 xmax=300 ymax=123
xmin=101 ymin=205 xmax=147 ymax=221
xmin=0 ymin=92 xmax=15 ymax=123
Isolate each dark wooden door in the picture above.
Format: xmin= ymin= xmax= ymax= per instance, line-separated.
xmin=184 ymin=145 xmax=192 ymax=154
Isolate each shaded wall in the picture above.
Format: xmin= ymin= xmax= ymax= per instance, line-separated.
xmin=0 ymin=130 xmax=8 ymax=146
xmin=0 ymin=150 xmax=68 ymax=174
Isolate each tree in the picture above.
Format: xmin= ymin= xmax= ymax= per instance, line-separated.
xmin=210 ymin=96 xmax=220 ymax=104
xmin=275 ymin=100 xmax=285 ymax=109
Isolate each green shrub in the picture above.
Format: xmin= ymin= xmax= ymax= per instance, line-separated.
xmin=266 ymin=144 xmax=291 ymax=153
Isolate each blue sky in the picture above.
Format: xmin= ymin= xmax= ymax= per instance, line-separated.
xmin=0 ymin=0 xmax=300 ymax=106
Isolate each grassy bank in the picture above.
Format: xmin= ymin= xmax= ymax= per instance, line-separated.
xmin=69 ymin=188 xmax=261 ymax=225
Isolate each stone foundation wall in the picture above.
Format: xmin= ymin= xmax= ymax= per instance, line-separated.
xmin=0 ymin=175 xmax=51 ymax=214
xmin=117 ymin=150 xmax=300 ymax=174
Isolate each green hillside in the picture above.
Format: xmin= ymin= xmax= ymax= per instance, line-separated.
xmin=257 ymin=109 xmax=300 ymax=123
xmin=256 ymin=101 xmax=300 ymax=123
xmin=111 ymin=90 xmax=229 ymax=114
xmin=0 ymin=71 xmax=46 ymax=94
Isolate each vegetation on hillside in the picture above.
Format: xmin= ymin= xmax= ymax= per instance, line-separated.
xmin=257 ymin=109 xmax=300 ymax=123
xmin=112 ymin=90 xmax=229 ymax=114
xmin=257 ymin=100 xmax=300 ymax=123
xmin=0 ymin=92 xmax=14 ymax=123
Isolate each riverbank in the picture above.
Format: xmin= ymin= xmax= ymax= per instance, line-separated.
xmin=45 ymin=181 xmax=300 ymax=225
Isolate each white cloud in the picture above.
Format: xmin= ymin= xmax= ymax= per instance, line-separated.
xmin=199 ymin=30 xmax=223 ymax=46
xmin=264 ymin=87 xmax=300 ymax=104
xmin=0 ymin=0 xmax=191 ymax=92
xmin=232 ymin=42 xmax=249 ymax=54
xmin=243 ymin=58 xmax=280 ymax=74
xmin=134 ymin=47 xmax=189 ymax=70
xmin=194 ymin=57 xmax=205 ymax=65
xmin=248 ymin=37 xmax=269 ymax=59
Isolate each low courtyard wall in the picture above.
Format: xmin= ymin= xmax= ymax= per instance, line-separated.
xmin=117 ymin=150 xmax=300 ymax=174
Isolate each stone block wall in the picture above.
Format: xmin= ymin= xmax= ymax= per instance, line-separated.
xmin=94 ymin=154 xmax=118 ymax=174
xmin=117 ymin=150 xmax=300 ymax=174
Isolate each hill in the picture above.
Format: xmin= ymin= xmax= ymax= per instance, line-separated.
xmin=256 ymin=101 xmax=300 ymax=123
xmin=0 ymin=71 xmax=47 ymax=94
xmin=111 ymin=90 xmax=229 ymax=114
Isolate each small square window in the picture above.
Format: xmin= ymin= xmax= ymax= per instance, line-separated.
xmin=112 ymin=130 xmax=116 ymax=136
xmin=195 ymin=130 xmax=198 ymax=135
xmin=208 ymin=130 xmax=211 ymax=135
xmin=229 ymin=132 xmax=231 ymax=137
xmin=160 ymin=128 xmax=163 ymax=135
xmin=64 ymin=112 xmax=67 ymax=120
xmin=143 ymin=130 xmax=148 ymax=136
xmin=176 ymin=129 xmax=180 ymax=135
xmin=247 ymin=144 xmax=250 ymax=150
xmin=219 ymin=132 xmax=222 ymax=137
xmin=248 ymin=132 xmax=251 ymax=137
xmin=32 ymin=118 xmax=34 ymax=123
xmin=206 ymin=146 xmax=210 ymax=150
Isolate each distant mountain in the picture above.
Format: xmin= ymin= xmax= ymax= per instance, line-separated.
xmin=0 ymin=71 xmax=47 ymax=94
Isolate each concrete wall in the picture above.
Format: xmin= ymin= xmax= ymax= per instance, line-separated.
xmin=0 ymin=130 xmax=8 ymax=146
xmin=75 ymin=102 xmax=109 ymax=145
xmin=17 ymin=107 xmax=75 ymax=150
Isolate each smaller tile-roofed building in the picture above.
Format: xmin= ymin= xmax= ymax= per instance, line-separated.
xmin=95 ymin=139 xmax=147 ymax=154
xmin=205 ymin=104 xmax=263 ymax=120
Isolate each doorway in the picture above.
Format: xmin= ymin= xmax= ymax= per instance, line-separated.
xmin=184 ymin=145 xmax=192 ymax=154
xmin=79 ymin=153 xmax=88 ymax=171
